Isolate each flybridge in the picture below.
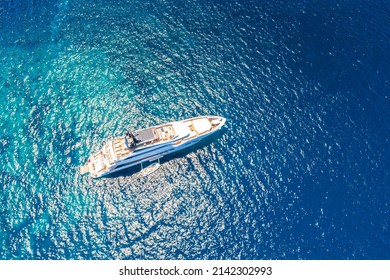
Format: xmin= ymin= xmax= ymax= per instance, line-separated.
xmin=124 ymin=129 xmax=158 ymax=148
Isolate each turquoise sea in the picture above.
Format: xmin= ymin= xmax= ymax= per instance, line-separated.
xmin=0 ymin=0 xmax=389 ymax=259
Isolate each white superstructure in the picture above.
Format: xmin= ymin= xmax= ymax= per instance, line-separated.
xmin=80 ymin=116 xmax=226 ymax=178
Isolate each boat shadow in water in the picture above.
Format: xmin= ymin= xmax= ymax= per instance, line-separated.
xmin=104 ymin=127 xmax=227 ymax=179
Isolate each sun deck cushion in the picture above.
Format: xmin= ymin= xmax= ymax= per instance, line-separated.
xmin=193 ymin=119 xmax=212 ymax=134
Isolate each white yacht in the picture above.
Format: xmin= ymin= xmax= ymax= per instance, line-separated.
xmin=79 ymin=116 xmax=226 ymax=178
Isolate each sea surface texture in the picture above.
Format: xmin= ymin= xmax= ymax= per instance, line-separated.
xmin=1 ymin=0 xmax=389 ymax=259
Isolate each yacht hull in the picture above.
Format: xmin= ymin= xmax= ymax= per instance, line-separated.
xmin=80 ymin=116 xmax=226 ymax=178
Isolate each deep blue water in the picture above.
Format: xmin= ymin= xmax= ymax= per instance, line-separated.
xmin=0 ymin=0 xmax=389 ymax=259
